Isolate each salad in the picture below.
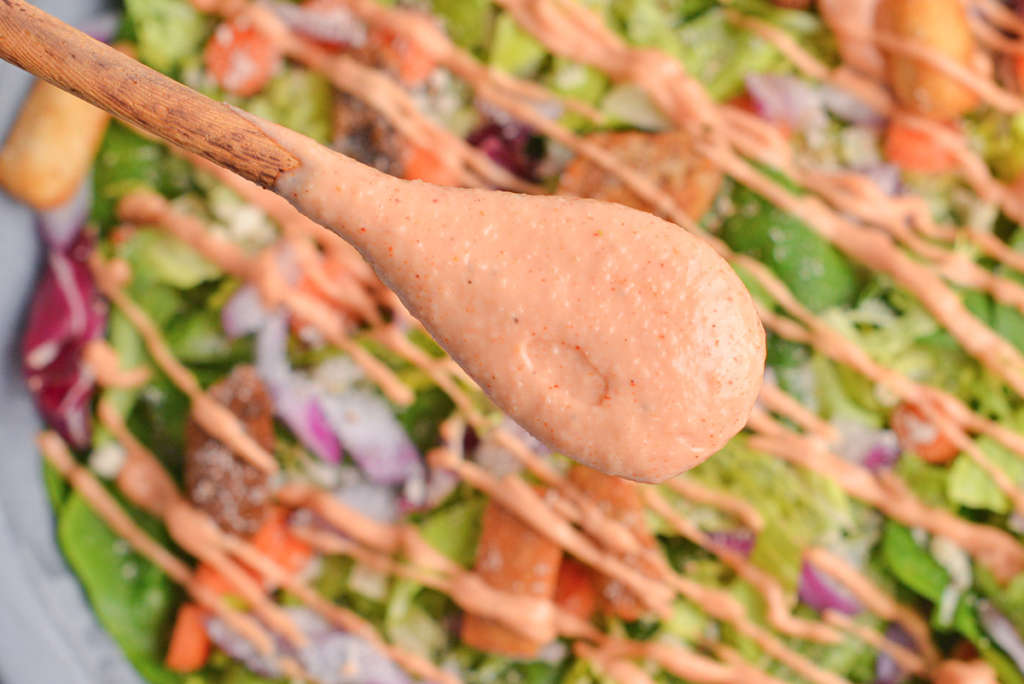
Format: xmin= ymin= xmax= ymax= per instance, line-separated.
xmin=4 ymin=0 xmax=1024 ymax=682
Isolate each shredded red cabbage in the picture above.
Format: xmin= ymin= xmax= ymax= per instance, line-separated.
xmin=873 ymin=623 xmax=916 ymax=684
xmin=467 ymin=121 xmax=541 ymax=181
xmin=22 ymin=232 xmax=107 ymax=449
xmin=798 ymin=560 xmax=862 ymax=616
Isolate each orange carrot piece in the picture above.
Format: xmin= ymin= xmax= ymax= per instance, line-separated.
xmin=250 ymin=506 xmax=314 ymax=575
xmin=194 ymin=563 xmax=244 ymax=597
xmin=891 ymin=401 xmax=960 ymax=465
xmin=401 ymin=146 xmax=461 ymax=187
xmin=370 ymin=27 xmax=437 ymax=86
xmin=461 ymin=490 xmax=564 ymax=657
xmin=567 ymin=465 xmax=660 ymax=621
xmin=883 ymin=119 xmax=959 ymax=174
xmin=728 ymin=91 xmax=791 ymax=137
xmin=204 ymin=18 xmax=281 ymax=97
xmin=728 ymin=92 xmax=758 ymax=114
xmin=554 ymin=556 xmax=598 ymax=621
xmin=165 ymin=603 xmax=212 ymax=673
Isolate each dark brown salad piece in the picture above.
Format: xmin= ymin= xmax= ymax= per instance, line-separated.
xmin=332 ymin=92 xmax=404 ymax=176
xmin=557 ymin=129 xmax=722 ymax=219
xmin=184 ymin=365 xmax=273 ymax=537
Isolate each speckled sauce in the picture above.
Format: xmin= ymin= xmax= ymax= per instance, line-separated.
xmin=245 ymin=116 xmax=766 ymax=483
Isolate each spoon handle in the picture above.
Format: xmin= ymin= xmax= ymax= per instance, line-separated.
xmin=0 ymin=0 xmax=299 ymax=188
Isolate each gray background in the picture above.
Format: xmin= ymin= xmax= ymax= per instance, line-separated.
xmin=0 ymin=1 xmax=144 ymax=682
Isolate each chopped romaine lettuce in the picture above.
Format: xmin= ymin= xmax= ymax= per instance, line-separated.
xmin=894 ymin=455 xmax=952 ymax=509
xmin=675 ymin=8 xmax=786 ymax=100
xmin=397 ymin=386 xmax=457 ymax=454
xmin=122 ymin=0 xmax=210 ymax=75
xmin=427 ymin=0 xmax=495 ymax=52
xmin=166 ymin=309 xmax=252 ymax=365
xmin=881 ymin=521 xmax=948 ymax=601
xmin=385 ymin=579 xmax=451 ymax=659
xmin=689 ymin=439 xmax=858 ymax=589
xmin=420 ymin=496 xmax=486 ymax=567
xmin=977 ymin=565 xmax=1024 ymax=633
xmin=600 ymin=84 xmax=671 ymax=130
xmin=662 ymin=599 xmax=710 ymax=642
xmin=969 ymin=110 xmax=1024 ymax=183
xmin=544 ymin=58 xmax=610 ymax=131
xmin=98 ymin=307 xmax=153 ymax=425
xmin=489 ymin=12 xmax=548 ymax=77
xmin=92 ymin=124 xmax=196 ymax=229
xmin=947 ymin=436 xmax=1024 ymax=515
xmin=119 ymin=228 xmax=222 ymax=290
xmin=879 ymin=522 xmax=982 ymax=639
xmin=749 ymin=521 xmax=805 ymax=592
xmin=246 ymin=69 xmax=334 ymax=144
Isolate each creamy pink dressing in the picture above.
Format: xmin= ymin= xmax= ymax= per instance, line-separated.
xmin=577 ymin=644 xmax=658 ymax=684
xmin=83 ymin=339 xmax=151 ymax=389
xmin=244 ymin=115 xmax=765 ymax=482
xmin=816 ymin=0 xmax=885 ymax=78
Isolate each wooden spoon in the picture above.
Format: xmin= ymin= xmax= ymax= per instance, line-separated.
xmin=0 ymin=0 xmax=296 ymax=188
xmin=0 ymin=0 xmax=765 ymax=482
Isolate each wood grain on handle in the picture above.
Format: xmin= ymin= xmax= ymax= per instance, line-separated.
xmin=0 ymin=0 xmax=300 ymax=188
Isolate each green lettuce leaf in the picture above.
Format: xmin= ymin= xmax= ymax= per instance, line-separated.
xmin=427 ymin=0 xmax=494 ymax=51
xmin=57 ymin=493 xmax=183 ymax=684
xmin=879 ymin=522 xmax=981 ymax=639
xmin=92 ymin=124 xmax=196 ymax=229
xmin=398 ymin=386 xmax=456 ymax=454
xmin=976 ymin=566 xmax=1024 ymax=633
xmin=420 ymin=496 xmax=486 ymax=567
xmin=880 ymin=521 xmax=947 ymax=601
xmin=120 ymin=229 xmax=222 ymax=290
xmin=489 ymin=12 xmax=548 ymax=77
xmin=166 ymin=309 xmax=251 ymax=365
xmin=688 ymin=438 xmax=856 ymax=588
xmin=123 ymin=0 xmax=210 ymax=75
xmin=721 ymin=185 xmax=860 ymax=313
xmin=676 ymin=8 xmax=787 ymax=100
xmin=246 ymin=69 xmax=334 ymax=144
xmin=895 ymin=455 xmax=952 ymax=510
xmin=947 ymin=433 xmax=1024 ymax=514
